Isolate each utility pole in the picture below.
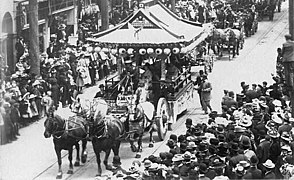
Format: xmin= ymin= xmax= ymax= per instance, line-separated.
xmin=286 ymin=0 xmax=294 ymax=117
xmin=97 ymin=0 xmax=109 ymax=31
xmin=28 ymin=0 xmax=40 ymax=76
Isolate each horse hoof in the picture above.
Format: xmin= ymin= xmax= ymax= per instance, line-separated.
xmin=149 ymin=143 xmax=154 ymax=148
xmin=67 ymin=169 xmax=74 ymax=174
xmin=135 ymin=153 xmax=141 ymax=158
xmin=81 ymin=154 xmax=87 ymax=164
xmin=96 ymin=173 xmax=101 ymax=177
xmin=74 ymin=161 xmax=80 ymax=166
xmin=56 ymin=174 xmax=62 ymax=179
xmin=106 ymin=165 xmax=113 ymax=170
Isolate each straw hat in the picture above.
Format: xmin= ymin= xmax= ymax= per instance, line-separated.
xmin=172 ymin=154 xmax=184 ymax=162
xmin=239 ymin=115 xmax=253 ymax=127
xmin=263 ymin=159 xmax=275 ymax=169
xmin=234 ymin=126 xmax=246 ymax=133
xmin=271 ymin=113 xmax=283 ymax=124
xmin=267 ymin=129 xmax=280 ymax=138
xmin=143 ymin=159 xmax=152 ymax=168
xmin=281 ymin=132 xmax=291 ymax=142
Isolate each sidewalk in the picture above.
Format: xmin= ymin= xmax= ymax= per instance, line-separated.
xmin=0 ymin=72 xmax=118 ymax=180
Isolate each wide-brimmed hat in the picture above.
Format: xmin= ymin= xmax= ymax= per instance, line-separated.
xmin=143 ymin=159 xmax=152 ymax=168
xmin=281 ymin=132 xmax=291 ymax=142
xmin=235 ymin=165 xmax=245 ymax=176
xmin=32 ymin=81 xmax=41 ymax=86
xmin=272 ymin=113 xmax=283 ymax=124
xmin=215 ymin=117 xmax=229 ymax=126
xmin=263 ymin=159 xmax=275 ymax=169
xmin=148 ymin=163 xmax=159 ymax=172
xmin=239 ymin=115 xmax=253 ymax=127
xmin=210 ymin=158 xmax=226 ymax=169
xmin=267 ymin=129 xmax=279 ymax=138
xmin=172 ymin=154 xmax=184 ymax=162
xmin=281 ymin=145 xmax=292 ymax=152
xmin=272 ymin=99 xmax=282 ymax=107
xmin=234 ymin=126 xmax=246 ymax=133
xmin=187 ymin=141 xmax=197 ymax=150
xmin=182 ymin=151 xmax=192 ymax=161
xmin=28 ymin=94 xmax=37 ymax=99
xmin=199 ymin=163 xmax=208 ymax=174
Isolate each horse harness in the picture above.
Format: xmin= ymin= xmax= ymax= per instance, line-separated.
xmin=51 ymin=115 xmax=88 ymax=140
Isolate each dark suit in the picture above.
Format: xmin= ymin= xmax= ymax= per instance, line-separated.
xmin=264 ymin=171 xmax=276 ymax=179
xmin=243 ymin=166 xmax=262 ymax=179
xmin=257 ymin=139 xmax=271 ymax=164
xmin=46 ymin=45 xmax=58 ymax=58
xmin=15 ymin=40 xmax=25 ymax=60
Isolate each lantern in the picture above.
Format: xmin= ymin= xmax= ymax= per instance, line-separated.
xmin=139 ymin=48 xmax=146 ymax=55
xmin=147 ymin=48 xmax=154 ymax=54
xmin=172 ymin=47 xmax=180 ymax=54
xmin=119 ymin=48 xmax=126 ymax=54
xmin=102 ymin=48 xmax=109 ymax=53
xmin=127 ymin=48 xmax=134 ymax=55
xmin=94 ymin=47 xmax=101 ymax=53
xmin=155 ymin=48 xmax=163 ymax=55
xmin=111 ymin=49 xmax=118 ymax=55
xmin=163 ymin=48 xmax=171 ymax=55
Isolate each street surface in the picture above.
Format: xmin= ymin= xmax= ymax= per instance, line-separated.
xmin=0 ymin=2 xmax=290 ymax=180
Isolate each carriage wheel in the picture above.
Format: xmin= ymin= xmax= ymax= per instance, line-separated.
xmin=156 ymin=98 xmax=169 ymax=141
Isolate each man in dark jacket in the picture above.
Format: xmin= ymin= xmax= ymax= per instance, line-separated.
xmin=256 ymin=134 xmax=271 ymax=168
xmin=243 ymin=155 xmax=262 ymax=179
xmin=282 ymin=34 xmax=294 ymax=87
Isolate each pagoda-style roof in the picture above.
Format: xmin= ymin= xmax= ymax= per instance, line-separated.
xmin=87 ymin=2 xmax=212 ymax=51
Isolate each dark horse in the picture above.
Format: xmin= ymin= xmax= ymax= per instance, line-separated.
xmin=90 ymin=98 xmax=125 ymax=176
xmin=128 ymin=101 xmax=156 ymax=158
xmin=44 ymin=112 xmax=88 ymax=179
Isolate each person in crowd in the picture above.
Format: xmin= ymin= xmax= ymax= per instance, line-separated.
xmin=222 ymin=91 xmax=238 ymax=109
xmin=15 ymin=37 xmax=25 ymax=60
xmin=263 ymin=159 xmax=276 ymax=179
xmin=200 ymin=75 xmax=213 ymax=114
xmin=10 ymin=102 xmax=20 ymax=137
xmin=281 ymin=34 xmax=294 ymax=86
xmin=195 ymin=70 xmax=206 ymax=110
xmin=41 ymin=91 xmax=54 ymax=117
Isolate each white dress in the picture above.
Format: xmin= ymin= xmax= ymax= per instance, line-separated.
xmin=78 ymin=58 xmax=91 ymax=85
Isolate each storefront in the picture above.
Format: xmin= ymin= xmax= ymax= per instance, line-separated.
xmin=15 ymin=0 xmax=49 ymax=53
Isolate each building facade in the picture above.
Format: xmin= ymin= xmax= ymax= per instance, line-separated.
xmin=0 ymin=0 xmax=16 ymax=77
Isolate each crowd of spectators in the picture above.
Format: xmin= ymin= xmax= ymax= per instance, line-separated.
xmin=102 ymin=69 xmax=294 ymax=179
xmin=0 ymin=24 xmax=119 ymax=145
